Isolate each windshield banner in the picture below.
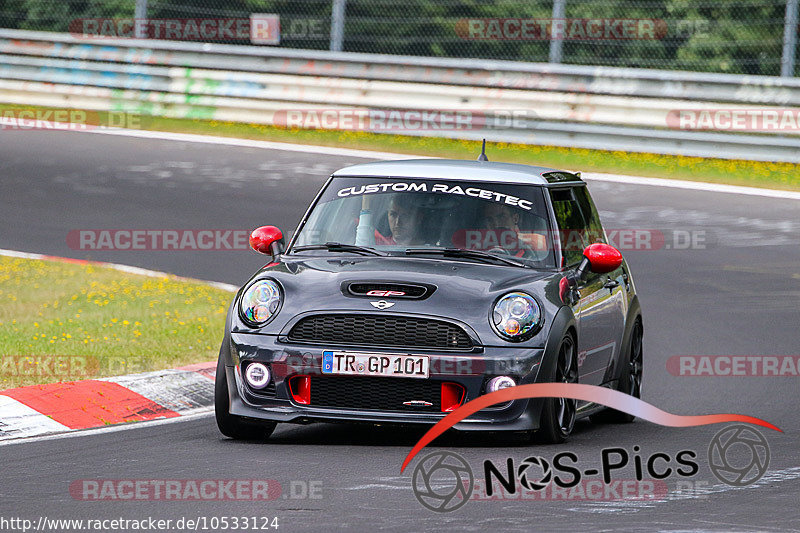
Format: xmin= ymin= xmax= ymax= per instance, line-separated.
xmin=336 ymin=181 xmax=535 ymax=210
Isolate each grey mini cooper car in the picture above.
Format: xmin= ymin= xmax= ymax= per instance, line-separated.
xmin=215 ymin=158 xmax=643 ymax=443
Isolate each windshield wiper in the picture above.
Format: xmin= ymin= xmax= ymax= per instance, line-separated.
xmin=404 ymin=247 xmax=528 ymax=268
xmin=291 ymin=242 xmax=386 ymax=256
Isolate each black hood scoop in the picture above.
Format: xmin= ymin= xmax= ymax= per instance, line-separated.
xmin=343 ymin=281 xmax=436 ymax=300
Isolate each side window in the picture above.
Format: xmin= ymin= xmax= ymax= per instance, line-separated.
xmin=549 ymin=188 xmax=589 ymax=266
xmin=573 ymin=186 xmax=606 ymax=245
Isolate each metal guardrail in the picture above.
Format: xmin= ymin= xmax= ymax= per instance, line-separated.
xmin=1 ymin=28 xmax=799 ymax=163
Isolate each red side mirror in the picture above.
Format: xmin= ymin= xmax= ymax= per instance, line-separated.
xmin=583 ymin=243 xmax=622 ymax=273
xmin=249 ymin=226 xmax=284 ymax=256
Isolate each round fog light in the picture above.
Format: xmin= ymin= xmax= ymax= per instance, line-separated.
xmin=244 ymin=362 xmax=271 ymax=389
xmin=487 ymin=376 xmax=516 ymax=393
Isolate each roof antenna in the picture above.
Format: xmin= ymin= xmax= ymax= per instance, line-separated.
xmin=477 ymin=139 xmax=489 ymax=161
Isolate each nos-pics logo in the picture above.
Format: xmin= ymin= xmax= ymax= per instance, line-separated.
xmin=411 ymin=425 xmax=770 ymax=512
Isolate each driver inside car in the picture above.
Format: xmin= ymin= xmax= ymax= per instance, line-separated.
xmin=480 ymin=202 xmax=545 ymax=259
xmin=374 ymin=195 xmax=425 ymax=246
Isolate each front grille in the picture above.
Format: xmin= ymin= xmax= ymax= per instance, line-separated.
xmin=309 ymin=376 xmax=441 ymax=411
xmin=286 ymin=314 xmax=473 ymax=350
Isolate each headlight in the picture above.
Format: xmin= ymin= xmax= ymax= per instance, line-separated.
xmin=491 ymin=292 xmax=541 ymax=341
xmin=239 ymin=279 xmax=282 ymax=326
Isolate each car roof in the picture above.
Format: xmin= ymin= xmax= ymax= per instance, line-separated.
xmin=331 ymin=159 xmax=583 ymax=185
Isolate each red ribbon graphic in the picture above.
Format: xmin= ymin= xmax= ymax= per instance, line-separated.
xmin=400 ymin=383 xmax=781 ymax=472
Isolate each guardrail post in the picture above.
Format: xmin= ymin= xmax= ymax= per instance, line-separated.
xmin=134 ymin=0 xmax=148 ymax=39
xmin=549 ymin=0 xmax=566 ymax=64
xmin=782 ymin=0 xmax=799 ymax=76
xmin=330 ymin=0 xmax=347 ymax=52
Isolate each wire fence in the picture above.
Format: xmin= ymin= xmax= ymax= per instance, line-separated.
xmin=0 ymin=0 xmax=797 ymax=76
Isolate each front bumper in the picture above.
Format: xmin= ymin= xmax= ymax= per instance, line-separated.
xmin=224 ymin=332 xmax=548 ymax=431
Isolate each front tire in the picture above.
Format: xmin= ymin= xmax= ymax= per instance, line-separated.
xmin=535 ymin=333 xmax=578 ymax=444
xmin=215 ymin=356 xmax=277 ymax=440
xmin=591 ymin=317 xmax=643 ymax=424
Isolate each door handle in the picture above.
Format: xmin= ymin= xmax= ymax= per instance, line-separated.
xmin=603 ymin=279 xmax=619 ymax=289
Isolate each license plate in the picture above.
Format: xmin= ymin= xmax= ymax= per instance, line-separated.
xmin=322 ymin=351 xmax=429 ymax=379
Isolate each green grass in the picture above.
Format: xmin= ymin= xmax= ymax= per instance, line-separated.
xmin=0 ymin=256 xmax=232 ymax=390
xmin=1 ymin=103 xmax=799 ymax=191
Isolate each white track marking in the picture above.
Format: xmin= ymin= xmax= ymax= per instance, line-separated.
xmin=582 ymin=171 xmax=800 ymax=200
xmin=0 ymin=395 xmax=71 ymax=439
xmin=104 ymin=369 xmax=214 ymax=412
xmin=0 ymin=248 xmax=237 ymax=292
xmin=569 ymin=466 xmax=800 ymax=514
xmin=79 ymin=126 xmax=800 ymax=200
xmin=0 ymin=407 xmax=213 ymax=447
xmin=86 ymin=127 xmax=431 ymax=161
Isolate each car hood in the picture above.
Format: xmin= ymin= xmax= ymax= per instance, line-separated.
xmin=234 ymin=255 xmax=564 ymax=346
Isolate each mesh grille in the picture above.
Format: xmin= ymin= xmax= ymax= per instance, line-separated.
xmin=287 ymin=314 xmax=473 ymax=350
xmin=309 ymin=376 xmax=441 ymax=411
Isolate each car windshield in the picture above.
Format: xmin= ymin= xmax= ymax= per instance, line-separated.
xmin=291 ymin=177 xmax=557 ymax=268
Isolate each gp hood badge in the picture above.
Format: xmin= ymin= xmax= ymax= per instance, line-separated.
xmin=370 ymin=300 xmax=395 ymax=310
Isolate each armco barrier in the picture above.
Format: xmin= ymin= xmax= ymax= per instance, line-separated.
xmin=0 ymin=28 xmax=798 ymax=162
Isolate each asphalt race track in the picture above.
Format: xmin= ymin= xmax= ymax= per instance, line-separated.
xmin=1 ymin=130 xmax=799 ymax=532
